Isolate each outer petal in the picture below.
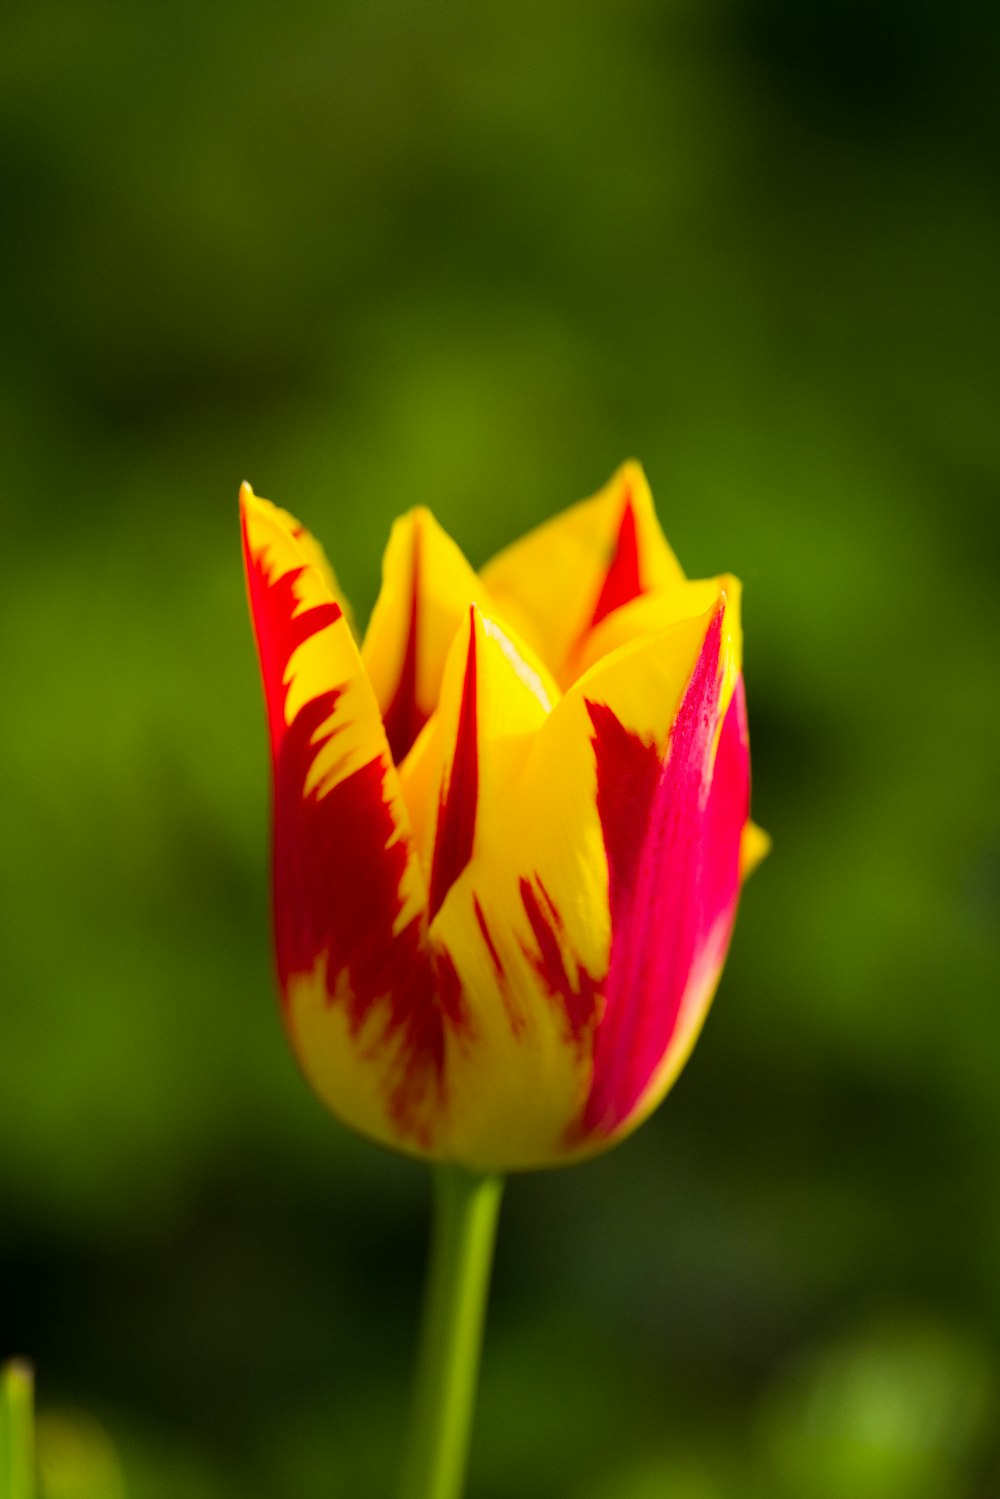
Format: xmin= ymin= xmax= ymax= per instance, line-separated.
xmin=580 ymin=593 xmax=748 ymax=1145
xmin=252 ymin=492 xmax=357 ymax=636
xmin=431 ymin=584 xmax=750 ymax=1169
xmin=408 ymin=607 xmax=607 ymax=1171
xmin=241 ymin=485 xmax=463 ymax=1156
xmin=402 ymin=608 xmax=585 ymax=1168
xmin=361 ymin=508 xmax=496 ymax=765
xmin=480 ymin=461 xmax=688 ymax=686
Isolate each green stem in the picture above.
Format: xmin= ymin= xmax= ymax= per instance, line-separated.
xmin=399 ymin=1165 xmax=504 ymax=1499
xmin=2 ymin=1361 xmax=34 ymax=1499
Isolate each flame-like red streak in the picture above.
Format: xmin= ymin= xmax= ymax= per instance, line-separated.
xmin=582 ymin=608 xmax=749 ymax=1135
xmin=242 ymin=516 xmax=463 ymax=1145
xmin=473 ymin=889 xmax=527 ymax=1038
xmin=589 ymin=491 xmax=642 ymax=627
xmin=382 ymin=523 xmax=427 ymax=765
xmin=519 ymin=877 xmax=600 ymax=1046
xmin=473 ymin=894 xmax=504 ymax=978
xmin=429 ymin=612 xmax=479 ymax=920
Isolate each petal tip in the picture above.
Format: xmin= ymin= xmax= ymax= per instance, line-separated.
xmin=740 ymin=820 xmax=771 ymax=880
xmin=617 ymin=457 xmax=648 ymax=487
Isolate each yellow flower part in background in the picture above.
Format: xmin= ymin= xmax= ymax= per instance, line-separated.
xmin=241 ymin=463 xmax=767 ymax=1171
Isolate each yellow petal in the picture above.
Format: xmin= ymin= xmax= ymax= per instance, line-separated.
xmin=480 ymin=460 xmax=687 ymax=686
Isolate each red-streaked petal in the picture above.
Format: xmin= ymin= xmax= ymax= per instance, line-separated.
xmin=397 ymin=605 xmax=557 ymax=891
xmin=428 ymin=609 xmax=480 ymax=919
xmin=480 ymin=461 xmax=687 ymax=686
xmin=396 ymin=609 xmax=603 ymax=1171
xmin=361 ymin=508 xmax=496 ymax=765
xmin=241 ymin=485 xmax=463 ymax=1154
xmin=426 ymin=587 xmax=748 ymax=1169
xmin=581 ymin=614 xmax=750 ymax=1139
xmin=569 ymin=577 xmax=731 ymax=682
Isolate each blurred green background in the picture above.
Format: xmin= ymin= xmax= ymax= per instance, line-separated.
xmin=2 ymin=0 xmax=998 ymax=1495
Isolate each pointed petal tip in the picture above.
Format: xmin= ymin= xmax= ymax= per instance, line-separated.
xmin=387 ymin=503 xmax=437 ymax=541
xmin=239 ymin=480 xmax=269 ymax=518
xmin=615 ymin=457 xmax=649 ymax=489
xmin=740 ymin=820 xmax=771 ymax=880
xmin=239 ymin=483 xmax=280 ymax=536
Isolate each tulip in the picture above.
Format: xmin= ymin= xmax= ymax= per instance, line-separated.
xmin=241 ymin=461 xmax=765 ymax=1170
xmin=241 ymin=462 xmax=766 ymax=1499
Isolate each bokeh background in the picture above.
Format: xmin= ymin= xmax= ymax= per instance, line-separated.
xmin=2 ymin=1 xmax=998 ymax=1495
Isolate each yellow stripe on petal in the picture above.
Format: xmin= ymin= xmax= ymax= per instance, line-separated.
xmin=241 ymin=485 xmax=461 ymax=1157
xmin=480 ymin=461 xmax=687 ymax=687
xmin=361 ymin=508 xmax=497 ymax=766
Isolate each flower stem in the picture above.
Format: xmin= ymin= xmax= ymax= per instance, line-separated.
xmin=2 ymin=1361 xmax=35 ymax=1499
xmin=399 ymin=1164 xmax=504 ymax=1499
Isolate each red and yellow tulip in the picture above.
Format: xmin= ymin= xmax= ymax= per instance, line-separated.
xmin=241 ymin=463 xmax=767 ymax=1171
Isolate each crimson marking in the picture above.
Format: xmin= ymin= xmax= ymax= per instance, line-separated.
xmin=589 ymin=491 xmax=642 ymax=627
xmin=473 ymin=894 xmax=505 ymax=978
xmin=429 ymin=611 xmax=479 ymax=920
xmin=382 ymin=522 xmax=428 ymax=764
xmin=519 ymin=877 xmax=599 ymax=1047
xmin=241 ymin=513 xmax=342 ymax=753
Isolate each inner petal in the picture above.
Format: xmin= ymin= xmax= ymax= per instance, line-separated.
xmin=361 ymin=507 xmax=496 ymax=764
xmin=397 ymin=606 xmax=557 ymax=901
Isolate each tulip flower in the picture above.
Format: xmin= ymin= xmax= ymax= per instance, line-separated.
xmin=240 ymin=462 xmax=766 ymax=1499
xmin=241 ymin=460 xmax=765 ymax=1171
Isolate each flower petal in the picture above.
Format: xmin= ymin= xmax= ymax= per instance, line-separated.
xmin=361 ymin=508 xmax=495 ymax=765
xmin=480 ymin=461 xmax=687 ymax=685
xmin=579 ymin=593 xmax=749 ymax=1144
xmin=397 ymin=605 xmax=557 ymax=890
xmin=427 ymin=585 xmax=749 ymax=1168
xmin=740 ymin=821 xmax=771 ymax=879
xmin=569 ymin=577 xmax=731 ymax=681
xmin=407 ymin=611 xmax=606 ymax=1171
xmin=247 ymin=491 xmax=357 ymax=637
xmin=241 ymin=485 xmax=463 ymax=1155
